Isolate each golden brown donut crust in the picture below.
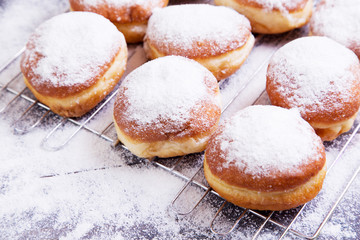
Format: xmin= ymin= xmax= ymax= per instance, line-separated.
xmin=114 ymin=114 xmax=220 ymax=159
xmin=266 ymin=37 xmax=360 ymax=140
xmin=113 ymin=56 xmax=221 ymax=158
xmin=20 ymin=12 xmax=128 ymax=117
xmin=23 ymin=45 xmax=127 ymax=117
xmin=232 ymin=0 xmax=308 ymax=12
xmin=145 ymin=24 xmax=251 ymax=59
xmin=203 ymin=105 xmax=327 ymax=211
xmin=69 ymin=0 xmax=169 ymax=24
xmin=311 ymin=112 xmax=358 ymax=141
xmin=144 ymin=4 xmax=254 ymax=80
xmin=204 ymin=158 xmax=327 ymax=211
xmin=144 ymin=4 xmax=252 ymax=59
xmin=112 ymin=21 xmax=147 ymax=43
xmin=20 ymin=42 xmax=123 ymax=98
xmin=204 ymin=121 xmax=326 ymax=192
xmin=266 ymin=65 xmax=360 ymax=126
xmin=144 ymin=34 xmax=255 ymax=80
xmin=114 ymin=75 xmax=221 ymax=143
xmin=214 ymin=0 xmax=313 ymax=34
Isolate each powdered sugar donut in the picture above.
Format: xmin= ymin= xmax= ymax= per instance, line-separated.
xmin=204 ymin=105 xmax=326 ymax=211
xmin=310 ymin=0 xmax=360 ymax=58
xmin=21 ymin=12 xmax=127 ymax=117
xmin=214 ymin=0 xmax=313 ymax=34
xmin=144 ymin=4 xmax=255 ymax=81
xmin=69 ymin=0 xmax=169 ymax=43
xmin=113 ymin=56 xmax=222 ymax=159
xmin=266 ymin=37 xmax=360 ymax=141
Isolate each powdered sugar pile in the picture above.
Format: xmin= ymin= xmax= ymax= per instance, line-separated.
xmin=146 ymin=4 xmax=251 ymax=56
xmin=216 ymin=105 xmax=320 ymax=176
xmin=310 ymin=0 xmax=360 ymax=57
xmin=22 ymin=11 xmax=123 ymax=90
xmin=267 ymin=36 xmax=359 ymax=117
xmin=116 ymin=56 xmax=219 ymax=128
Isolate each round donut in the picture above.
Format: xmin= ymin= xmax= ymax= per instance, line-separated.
xmin=214 ymin=0 xmax=313 ymax=34
xmin=204 ymin=105 xmax=326 ymax=211
xmin=266 ymin=36 xmax=360 ymax=141
xmin=310 ymin=0 xmax=360 ymax=59
xmin=113 ymin=56 xmax=222 ymax=159
xmin=69 ymin=0 xmax=169 ymax=43
xmin=21 ymin=12 xmax=127 ymax=117
xmin=144 ymin=4 xmax=255 ymax=81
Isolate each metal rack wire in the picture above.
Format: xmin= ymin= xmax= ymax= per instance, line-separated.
xmin=1 ymin=28 xmax=360 ymax=240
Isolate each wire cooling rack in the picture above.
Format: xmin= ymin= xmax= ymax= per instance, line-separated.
xmin=1 ymin=21 xmax=360 ymax=240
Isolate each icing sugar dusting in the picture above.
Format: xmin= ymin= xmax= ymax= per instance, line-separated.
xmin=0 ymin=0 xmax=69 ymax=66
xmin=218 ymin=105 xmax=320 ymax=176
xmin=267 ymin=36 xmax=359 ymax=116
xmin=1 ymin=0 xmax=360 ymax=238
xmin=118 ymin=56 xmax=219 ymax=127
xmin=247 ymin=0 xmax=305 ymax=10
xmin=146 ymin=4 xmax=250 ymax=56
xmin=80 ymin=0 xmax=163 ymax=7
xmin=23 ymin=11 xmax=123 ymax=88
xmin=310 ymin=0 xmax=360 ymax=57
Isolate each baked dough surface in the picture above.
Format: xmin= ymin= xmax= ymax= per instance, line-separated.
xmin=266 ymin=37 xmax=360 ymax=141
xmin=144 ymin=4 xmax=254 ymax=80
xmin=113 ymin=56 xmax=222 ymax=158
xmin=204 ymin=105 xmax=326 ymax=210
xmin=21 ymin=12 xmax=128 ymax=117
xmin=69 ymin=0 xmax=169 ymax=43
xmin=214 ymin=0 xmax=313 ymax=34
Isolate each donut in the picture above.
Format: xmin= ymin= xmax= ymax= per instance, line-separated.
xmin=113 ymin=56 xmax=222 ymax=159
xmin=144 ymin=4 xmax=255 ymax=81
xmin=69 ymin=0 xmax=169 ymax=43
xmin=310 ymin=0 xmax=360 ymax=58
xmin=204 ymin=105 xmax=326 ymax=211
xmin=266 ymin=37 xmax=360 ymax=141
xmin=214 ymin=0 xmax=313 ymax=34
xmin=20 ymin=12 xmax=127 ymax=117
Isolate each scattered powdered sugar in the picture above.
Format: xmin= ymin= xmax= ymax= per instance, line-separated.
xmin=2 ymin=0 xmax=360 ymax=239
xmin=0 ymin=116 xmax=246 ymax=239
xmin=287 ymin=133 xmax=360 ymax=239
xmin=310 ymin=0 xmax=360 ymax=56
xmin=0 ymin=128 xmax=185 ymax=239
xmin=267 ymin=36 xmax=359 ymax=116
xmin=146 ymin=4 xmax=250 ymax=56
xmin=218 ymin=105 xmax=320 ymax=176
xmin=0 ymin=0 xmax=69 ymax=66
xmin=22 ymin=11 xmax=123 ymax=89
xmin=118 ymin=56 xmax=218 ymax=126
